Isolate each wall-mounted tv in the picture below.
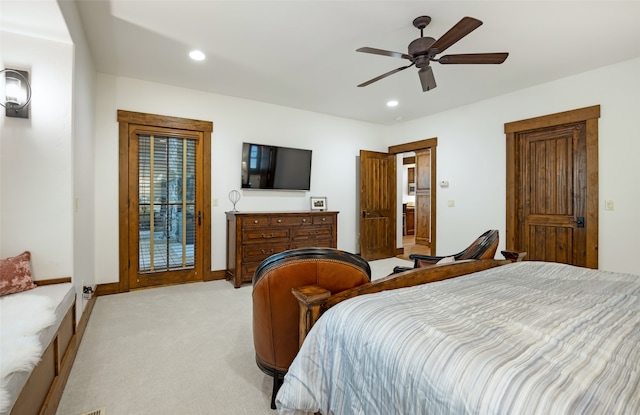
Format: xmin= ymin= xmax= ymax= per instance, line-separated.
xmin=241 ymin=142 xmax=312 ymax=191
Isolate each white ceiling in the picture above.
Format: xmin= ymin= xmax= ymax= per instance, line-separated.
xmin=4 ymin=1 xmax=640 ymax=125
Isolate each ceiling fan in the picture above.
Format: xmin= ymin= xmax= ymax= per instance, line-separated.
xmin=357 ymin=16 xmax=509 ymax=92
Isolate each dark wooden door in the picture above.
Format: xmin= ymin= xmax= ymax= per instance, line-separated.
xmin=506 ymin=106 xmax=599 ymax=268
xmin=359 ymin=150 xmax=396 ymax=261
xmin=414 ymin=149 xmax=431 ymax=247
xmin=517 ymin=124 xmax=587 ymax=264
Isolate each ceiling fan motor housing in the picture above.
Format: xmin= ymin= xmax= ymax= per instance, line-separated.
xmin=408 ymin=37 xmax=436 ymax=67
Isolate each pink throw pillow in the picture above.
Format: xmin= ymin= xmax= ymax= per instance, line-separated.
xmin=0 ymin=251 xmax=36 ymax=296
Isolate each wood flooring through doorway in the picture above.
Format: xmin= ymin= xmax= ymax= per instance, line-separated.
xmin=399 ymin=235 xmax=430 ymax=260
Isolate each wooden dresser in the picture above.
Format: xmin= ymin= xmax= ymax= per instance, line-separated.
xmin=226 ymin=211 xmax=338 ymax=288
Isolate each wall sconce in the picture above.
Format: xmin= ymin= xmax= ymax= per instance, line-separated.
xmin=1 ymin=68 xmax=32 ymax=118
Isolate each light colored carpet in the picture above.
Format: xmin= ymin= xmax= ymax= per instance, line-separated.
xmin=56 ymin=258 xmax=411 ymax=415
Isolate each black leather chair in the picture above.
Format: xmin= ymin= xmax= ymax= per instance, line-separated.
xmin=394 ymin=229 xmax=499 ymax=273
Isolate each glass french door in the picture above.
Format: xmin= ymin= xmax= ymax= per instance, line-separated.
xmin=129 ymin=127 xmax=203 ymax=289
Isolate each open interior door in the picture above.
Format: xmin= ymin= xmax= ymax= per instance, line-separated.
xmin=359 ymin=150 xmax=396 ymax=261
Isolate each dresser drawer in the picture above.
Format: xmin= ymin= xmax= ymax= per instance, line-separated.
xmin=242 ymin=243 xmax=290 ymax=262
xmin=291 ymin=238 xmax=332 ymax=249
xmin=291 ymin=226 xmax=333 ymax=241
xmin=312 ymin=215 xmax=334 ymax=225
xmin=242 ymin=228 xmax=290 ymax=243
xmin=241 ymin=216 xmax=272 ymax=227
xmin=271 ymin=215 xmax=313 ymax=226
xmin=242 ymin=263 xmax=260 ymax=283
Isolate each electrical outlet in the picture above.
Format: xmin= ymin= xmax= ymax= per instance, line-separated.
xmin=83 ymin=285 xmax=94 ymax=300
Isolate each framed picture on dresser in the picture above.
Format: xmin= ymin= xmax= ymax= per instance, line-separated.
xmin=310 ymin=196 xmax=327 ymax=211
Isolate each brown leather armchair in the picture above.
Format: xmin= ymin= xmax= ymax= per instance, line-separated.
xmin=393 ymin=229 xmax=499 ymax=273
xmin=252 ymin=247 xmax=371 ymax=409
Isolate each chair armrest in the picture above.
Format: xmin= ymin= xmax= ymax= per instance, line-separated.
xmin=501 ymin=250 xmax=527 ymax=262
xmin=409 ymin=253 xmax=446 ymax=268
xmin=392 ymin=265 xmax=414 ymax=274
xmin=292 ymin=285 xmax=331 ymax=347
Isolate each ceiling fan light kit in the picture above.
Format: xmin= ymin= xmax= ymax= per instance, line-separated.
xmin=357 ymin=15 xmax=509 ymax=92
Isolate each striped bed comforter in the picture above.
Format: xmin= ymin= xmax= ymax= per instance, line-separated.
xmin=275 ymin=261 xmax=640 ymax=415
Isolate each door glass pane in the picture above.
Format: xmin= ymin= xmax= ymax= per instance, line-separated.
xmin=138 ymin=135 xmax=196 ymax=272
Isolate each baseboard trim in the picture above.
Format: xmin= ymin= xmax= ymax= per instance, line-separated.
xmin=95 ymin=282 xmax=121 ymax=296
xmin=205 ymin=270 xmax=226 ymax=281
xmin=96 ymin=270 xmax=227 ymax=295
xmin=77 ymin=294 xmax=97 ymax=339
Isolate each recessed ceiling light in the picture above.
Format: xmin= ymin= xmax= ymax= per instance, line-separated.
xmin=387 ymin=100 xmax=399 ymax=107
xmin=189 ymin=50 xmax=205 ymax=61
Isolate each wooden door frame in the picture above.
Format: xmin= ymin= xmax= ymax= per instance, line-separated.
xmin=389 ymin=138 xmax=438 ymax=255
xmin=505 ymin=105 xmax=600 ymax=268
xmin=116 ymin=110 xmax=213 ymax=293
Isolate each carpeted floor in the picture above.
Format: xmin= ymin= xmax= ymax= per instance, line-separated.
xmin=56 ymin=257 xmax=411 ymax=415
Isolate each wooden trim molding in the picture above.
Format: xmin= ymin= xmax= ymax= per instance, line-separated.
xmin=388 ymin=137 xmax=437 ymax=154
xmin=204 ymin=270 xmax=226 ymax=282
xmin=504 ymin=105 xmax=600 ymax=133
xmin=95 ymin=282 xmax=122 ymax=296
xmin=34 ymin=277 xmax=72 ymax=286
xmin=117 ymin=110 xmax=213 ymax=133
xmin=95 ymin=270 xmax=227 ymax=295
xmin=505 ymin=105 xmax=599 ymax=268
xmin=118 ymin=110 xmax=213 ymax=293
xmin=388 ymin=137 xmax=438 ymax=254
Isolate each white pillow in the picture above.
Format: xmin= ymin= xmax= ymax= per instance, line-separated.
xmin=435 ymin=256 xmax=455 ymax=265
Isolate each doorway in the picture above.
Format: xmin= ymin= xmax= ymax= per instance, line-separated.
xmin=118 ymin=111 xmax=213 ymax=291
xmin=389 ymin=138 xmax=437 ymax=259
xmin=399 ymin=152 xmax=431 ymax=260
xmin=505 ymin=105 xmax=599 ymax=268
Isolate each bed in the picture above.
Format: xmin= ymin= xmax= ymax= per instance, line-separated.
xmin=0 ymin=279 xmax=77 ymax=415
xmin=276 ymin=261 xmax=640 ymax=414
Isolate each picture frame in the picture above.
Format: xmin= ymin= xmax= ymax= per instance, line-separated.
xmin=310 ymin=196 xmax=327 ymax=211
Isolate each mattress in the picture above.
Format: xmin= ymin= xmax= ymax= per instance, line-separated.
xmin=276 ymin=261 xmax=640 ymax=415
xmin=1 ymin=282 xmax=75 ymax=415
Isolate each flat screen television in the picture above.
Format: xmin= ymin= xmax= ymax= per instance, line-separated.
xmin=241 ymin=142 xmax=312 ymax=190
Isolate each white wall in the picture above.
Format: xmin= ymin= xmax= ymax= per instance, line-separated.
xmin=0 ymin=31 xmax=74 ymax=279
xmin=388 ymin=57 xmax=640 ymax=275
xmin=58 ymin=0 xmax=97 ymax=311
xmin=93 ymin=74 xmax=388 ymax=284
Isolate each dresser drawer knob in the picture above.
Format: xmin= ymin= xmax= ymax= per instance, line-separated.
xmin=322 ymin=217 xmax=326 ymax=221
xmin=302 ymin=219 xmax=307 ymax=222
xmin=261 ymin=233 xmax=274 ymax=238
xmin=277 ymin=219 xmax=282 ymax=223
xmin=254 ymin=220 xmax=258 ymax=224
xmin=261 ymin=248 xmax=275 ymax=255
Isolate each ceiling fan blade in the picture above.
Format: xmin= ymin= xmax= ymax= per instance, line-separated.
xmin=429 ymin=17 xmax=483 ymax=54
xmin=357 ymin=47 xmax=413 ymax=61
xmin=438 ymin=53 xmax=509 ymax=64
xmin=418 ymin=66 xmax=437 ymax=92
xmin=357 ymin=63 xmax=415 ymax=87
